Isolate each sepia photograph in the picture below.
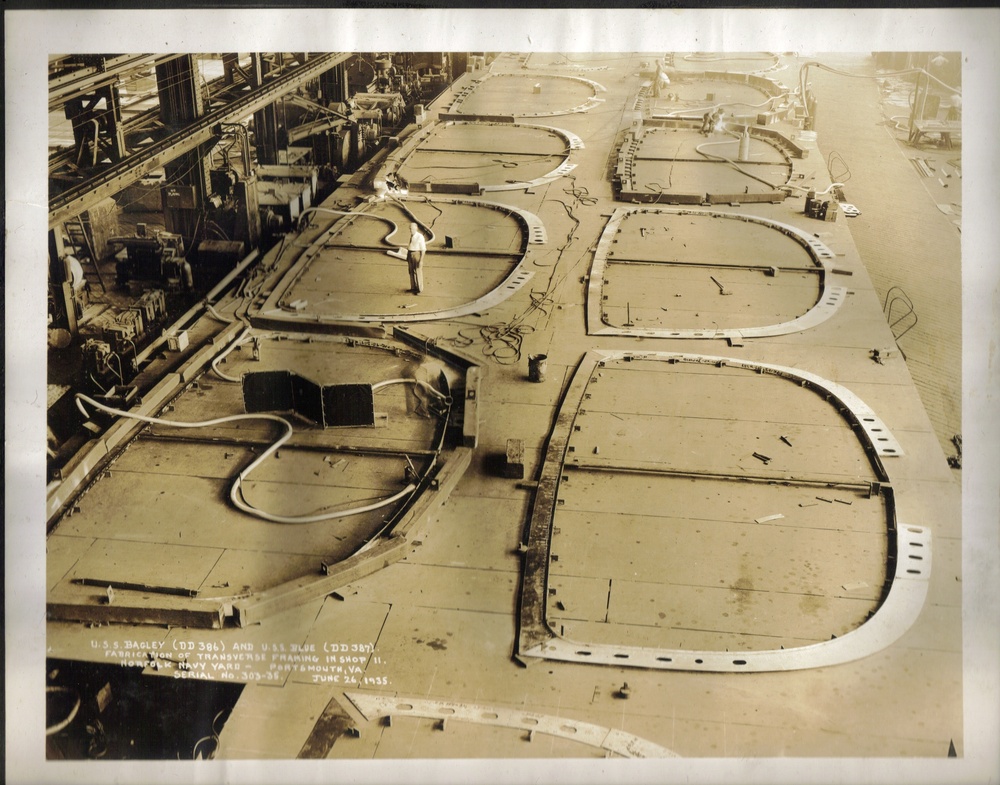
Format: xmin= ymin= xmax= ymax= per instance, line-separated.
xmin=6 ymin=7 xmax=999 ymax=785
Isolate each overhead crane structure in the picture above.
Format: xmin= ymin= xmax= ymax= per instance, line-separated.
xmin=48 ymin=54 xmax=187 ymax=114
xmin=48 ymin=52 xmax=352 ymax=230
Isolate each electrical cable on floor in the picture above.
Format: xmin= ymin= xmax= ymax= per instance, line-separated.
xmin=656 ymin=92 xmax=793 ymax=119
xmin=694 ymin=131 xmax=840 ymax=194
xmin=45 ymin=686 xmax=81 ymax=736
xmin=827 ymin=150 xmax=852 ymax=185
xmin=210 ymin=325 xmax=253 ymax=382
xmin=382 ymin=196 xmax=437 ymax=243
xmin=694 ymin=136 xmax=787 ymax=191
xmin=192 ymin=708 xmax=230 ymax=760
xmin=399 ymin=194 xmax=444 ymax=229
xmin=642 ymin=182 xmax=670 ymax=204
xmin=297 ymin=207 xmax=408 ymax=244
xmin=440 ymin=175 xmax=592 ymax=364
xmin=205 ymin=303 xmax=236 ymax=323
xmin=562 ymin=179 xmax=598 ymax=207
xmin=73 ymin=382 xmax=452 ymax=524
xmin=371 ymin=377 xmax=450 ymax=402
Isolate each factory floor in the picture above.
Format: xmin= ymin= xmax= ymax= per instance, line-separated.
xmin=808 ymin=53 xmax=963 ymax=461
xmin=44 ymin=52 xmax=963 ymax=772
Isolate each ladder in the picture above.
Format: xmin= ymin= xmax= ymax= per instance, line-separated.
xmin=65 ymin=214 xmax=107 ymax=293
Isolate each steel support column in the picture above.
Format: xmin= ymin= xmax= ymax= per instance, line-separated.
xmin=49 ymin=53 xmax=350 ymax=229
xmin=65 ymin=83 xmax=127 ymax=168
xmin=156 ymin=55 xmax=211 ymax=245
xmin=319 ymin=62 xmax=349 ymax=104
xmin=252 ymin=54 xmax=281 ymax=166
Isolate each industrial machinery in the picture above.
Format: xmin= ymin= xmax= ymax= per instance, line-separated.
xmin=83 ymin=288 xmax=167 ymax=394
xmin=111 ymin=227 xmax=191 ymax=291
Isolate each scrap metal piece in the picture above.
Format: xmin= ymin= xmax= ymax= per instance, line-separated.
xmin=710 ymin=275 xmax=732 ymax=295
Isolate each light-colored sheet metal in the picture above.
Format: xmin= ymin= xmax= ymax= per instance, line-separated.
xmin=447 ymin=72 xmax=607 ymax=118
xmin=344 ymin=692 xmax=678 ymax=758
xmin=587 ymin=207 xmax=845 ymax=339
xmin=258 ymin=196 xmax=543 ymax=324
xmin=523 ymin=523 xmax=929 ymax=672
xmin=375 ymin=120 xmax=583 ymax=193
xmin=517 ymin=349 xmax=922 ymax=673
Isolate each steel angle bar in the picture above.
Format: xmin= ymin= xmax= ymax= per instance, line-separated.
xmin=563 ymin=460 xmax=876 ymax=491
xmin=344 ymin=692 xmax=678 ymax=758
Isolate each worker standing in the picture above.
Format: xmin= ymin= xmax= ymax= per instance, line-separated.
xmin=653 ymin=59 xmax=669 ymax=98
xmin=407 ymin=222 xmax=427 ymax=294
xmin=180 ymin=258 xmax=194 ymax=292
xmin=65 ymin=254 xmax=86 ymax=294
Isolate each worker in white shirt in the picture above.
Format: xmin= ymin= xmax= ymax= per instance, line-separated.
xmin=653 ymin=59 xmax=669 ymax=98
xmin=65 ymin=254 xmax=86 ymax=294
xmin=407 ymin=222 xmax=427 ymax=294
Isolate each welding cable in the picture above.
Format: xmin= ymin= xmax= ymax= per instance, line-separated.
xmin=206 ymin=303 xmax=236 ymax=323
xmin=549 ymin=198 xmax=582 ymax=244
xmin=191 ymin=708 xmax=230 ymax=760
xmin=211 ymin=328 xmax=300 ymax=382
xmin=206 ymin=222 xmax=230 ymax=241
xmin=694 ymin=137 xmax=786 ymax=191
xmin=74 ymin=392 xmax=418 ymax=525
xmin=371 ymin=377 xmax=450 ymax=402
xmin=46 ymin=686 xmax=81 ymax=736
xmin=642 ymin=182 xmax=670 ymax=205
xmin=297 ymin=206 xmax=434 ymax=248
xmin=356 ymin=378 xmax=454 ymax=549
xmin=657 ymin=92 xmax=792 ymax=119
xmin=296 ymin=207 xmax=397 ymax=236
xmin=798 ymin=62 xmax=961 ymax=123
xmin=695 ymin=129 xmax=840 ymax=196
xmin=210 ymin=325 xmax=253 ymax=382
xmin=383 ymin=193 xmax=445 ymax=236
xmin=112 ymin=354 xmax=126 ymax=385
xmin=785 ymin=181 xmax=845 ymax=196
xmin=88 ymin=373 xmax=109 ymax=394
xmin=380 ymin=197 xmax=437 ymax=243
xmin=493 ymin=148 xmax=572 ymax=167
xmin=562 ymin=179 xmax=599 ymax=207
xmin=192 ymin=734 xmax=218 ymax=760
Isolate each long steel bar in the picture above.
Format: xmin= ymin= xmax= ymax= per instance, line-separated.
xmin=49 ymin=53 xmax=351 ymax=229
xmin=563 ymin=460 xmax=876 ymax=491
xmin=604 ymin=259 xmax=821 ymax=273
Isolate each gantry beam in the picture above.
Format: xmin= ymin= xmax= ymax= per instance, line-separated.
xmin=48 ymin=54 xmax=187 ymax=113
xmin=49 ymin=53 xmax=352 ymax=230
